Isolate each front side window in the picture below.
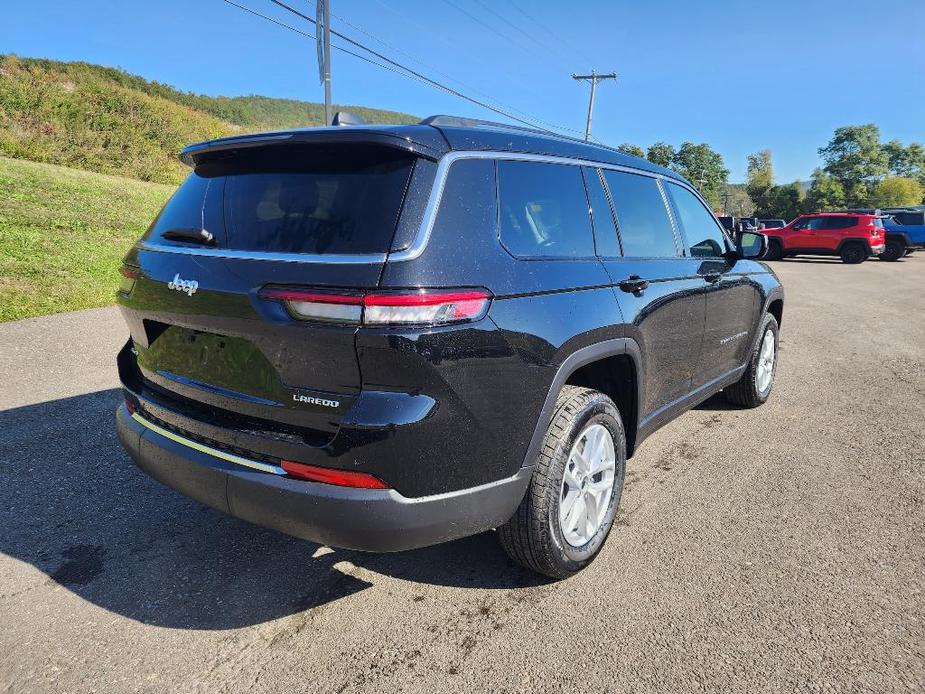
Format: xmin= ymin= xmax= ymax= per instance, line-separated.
xmin=497 ymin=161 xmax=595 ymax=258
xmin=666 ymin=183 xmax=728 ymax=258
xmin=794 ymin=216 xmax=824 ymax=230
xmin=602 ymin=170 xmax=679 ymax=258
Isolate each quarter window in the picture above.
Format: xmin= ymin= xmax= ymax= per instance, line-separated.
xmin=666 ymin=183 xmax=728 ymax=258
xmin=497 ymin=161 xmax=595 ymax=258
xmin=602 ymin=170 xmax=678 ymax=258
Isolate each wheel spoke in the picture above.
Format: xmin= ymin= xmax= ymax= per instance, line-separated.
xmin=563 ymin=465 xmax=582 ymax=490
xmin=564 ymin=494 xmax=586 ymax=533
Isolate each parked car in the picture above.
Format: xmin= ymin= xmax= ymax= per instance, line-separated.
xmin=763 ymin=212 xmax=886 ymax=263
xmin=879 ymin=209 xmax=925 ymax=261
xmin=114 ymin=115 xmax=784 ymax=578
xmin=717 ymin=215 xmax=737 ymax=233
xmin=758 ymin=218 xmax=786 ymax=229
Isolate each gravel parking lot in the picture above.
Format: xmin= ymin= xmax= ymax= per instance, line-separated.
xmin=1 ymin=258 xmax=923 ymax=694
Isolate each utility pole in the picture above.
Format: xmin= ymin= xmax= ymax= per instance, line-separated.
xmin=323 ymin=0 xmax=332 ymax=125
xmin=571 ymin=71 xmax=617 ymax=141
xmin=316 ymin=0 xmax=332 ymax=125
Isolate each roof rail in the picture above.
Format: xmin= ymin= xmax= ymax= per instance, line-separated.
xmin=419 ymin=114 xmax=552 ymax=137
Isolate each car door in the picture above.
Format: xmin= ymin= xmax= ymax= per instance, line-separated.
xmin=592 ymin=168 xmax=706 ymax=422
xmin=790 ymin=215 xmax=825 ymax=250
xmin=663 ymin=181 xmax=762 ymax=388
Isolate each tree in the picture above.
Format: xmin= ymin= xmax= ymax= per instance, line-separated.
xmin=670 ymin=142 xmax=730 ymax=207
xmin=869 ymin=177 xmax=925 ymax=208
xmin=882 ymin=140 xmax=925 ymax=187
xmin=646 ymin=142 xmax=675 ymax=168
xmin=818 ymin=124 xmax=888 ymax=206
xmin=765 ymin=182 xmax=806 ymax=222
xmin=616 ymin=143 xmax=645 ymax=158
xmin=746 ymin=150 xmax=774 ymax=216
xmin=805 ymin=169 xmax=846 ymax=212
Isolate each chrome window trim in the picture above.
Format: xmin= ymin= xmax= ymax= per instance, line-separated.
xmin=140 ymin=150 xmax=706 ymax=265
xmin=137 ymin=241 xmax=387 ymax=265
xmin=389 ymin=150 xmax=696 ymax=263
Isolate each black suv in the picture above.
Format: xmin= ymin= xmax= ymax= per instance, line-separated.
xmin=115 ymin=116 xmax=783 ymax=578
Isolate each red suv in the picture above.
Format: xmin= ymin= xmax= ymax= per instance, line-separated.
xmin=764 ymin=213 xmax=886 ymax=264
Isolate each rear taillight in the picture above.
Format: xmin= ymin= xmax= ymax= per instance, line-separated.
xmin=280 ymin=460 xmax=390 ymax=489
xmin=259 ymin=288 xmax=491 ymax=326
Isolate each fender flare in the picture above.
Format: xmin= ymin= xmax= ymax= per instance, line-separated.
xmin=885 ymin=232 xmax=912 ymax=246
xmin=835 ymin=237 xmax=873 ymax=253
xmin=519 ymin=338 xmax=643 ymax=469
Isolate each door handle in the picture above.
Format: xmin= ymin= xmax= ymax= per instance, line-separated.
xmin=701 ymin=272 xmax=722 ymax=284
xmin=618 ymin=275 xmax=649 ymax=295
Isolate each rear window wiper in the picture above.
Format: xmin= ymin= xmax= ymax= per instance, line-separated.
xmin=161 ymin=228 xmax=216 ymax=245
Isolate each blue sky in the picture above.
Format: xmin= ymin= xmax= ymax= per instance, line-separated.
xmin=3 ymin=0 xmax=923 ymax=181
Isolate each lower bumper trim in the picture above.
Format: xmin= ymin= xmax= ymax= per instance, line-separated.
xmin=116 ymin=404 xmax=531 ymax=552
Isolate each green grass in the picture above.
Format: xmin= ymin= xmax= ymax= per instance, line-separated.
xmin=0 ymin=55 xmax=417 ymax=185
xmin=0 ymin=156 xmax=174 ymax=321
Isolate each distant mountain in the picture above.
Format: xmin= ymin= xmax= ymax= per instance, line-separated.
xmin=0 ymin=55 xmax=417 ymax=185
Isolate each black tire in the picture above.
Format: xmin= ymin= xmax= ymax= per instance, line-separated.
xmin=724 ymin=313 xmax=779 ymax=408
xmin=839 ymin=242 xmax=867 ymax=264
xmin=879 ymin=239 xmax=905 ymax=262
xmin=764 ymin=238 xmax=783 ymax=261
xmin=498 ymin=386 xmax=626 ymax=579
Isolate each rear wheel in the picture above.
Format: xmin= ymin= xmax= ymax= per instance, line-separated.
xmin=764 ymin=239 xmax=783 ymax=261
xmin=498 ymin=386 xmax=626 ymax=579
xmin=840 ymin=242 xmax=867 ymax=264
xmin=724 ymin=314 xmax=779 ymax=408
xmin=879 ymin=239 xmax=905 ymax=262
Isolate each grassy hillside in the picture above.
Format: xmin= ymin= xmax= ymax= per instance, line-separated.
xmin=0 ymin=156 xmax=173 ymax=321
xmin=0 ymin=55 xmax=417 ymax=185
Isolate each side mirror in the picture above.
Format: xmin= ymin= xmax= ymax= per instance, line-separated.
xmin=736 ymin=231 xmax=768 ymax=259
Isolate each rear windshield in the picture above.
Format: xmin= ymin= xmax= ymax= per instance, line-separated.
xmin=146 ymin=145 xmax=415 ymax=255
xmin=873 ymin=217 xmax=884 ymax=228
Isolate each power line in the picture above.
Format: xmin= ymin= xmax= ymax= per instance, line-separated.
xmin=470 ymin=0 xmax=550 ymax=55
xmin=508 ymin=0 xmax=595 ymax=65
xmin=440 ymin=0 xmax=540 ymax=58
xmin=261 ymin=0 xmax=576 ymax=134
xmin=321 ymin=3 xmax=587 ymax=138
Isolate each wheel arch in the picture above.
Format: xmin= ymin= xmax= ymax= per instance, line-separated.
xmin=520 ymin=339 xmax=643 ymax=468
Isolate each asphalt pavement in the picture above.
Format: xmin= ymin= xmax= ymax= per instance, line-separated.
xmin=1 ymin=257 xmax=923 ymax=693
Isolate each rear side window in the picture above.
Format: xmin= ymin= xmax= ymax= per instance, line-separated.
xmin=603 ymin=171 xmax=679 ymax=258
xmin=148 ymin=145 xmax=415 ymax=255
xmin=666 ymin=182 xmax=728 ymax=257
xmin=497 ymin=161 xmax=595 ymax=258
xmin=820 ymin=216 xmax=858 ymax=230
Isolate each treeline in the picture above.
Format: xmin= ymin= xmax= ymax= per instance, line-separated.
xmin=616 ymin=142 xmax=728 ymax=208
xmin=746 ymin=125 xmax=925 ymax=220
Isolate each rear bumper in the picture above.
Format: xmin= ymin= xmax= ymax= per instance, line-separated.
xmin=116 ymin=404 xmax=530 ymax=552
xmin=871 ymin=243 xmax=885 ymax=255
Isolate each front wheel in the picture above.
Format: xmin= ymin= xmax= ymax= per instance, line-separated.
xmin=879 ymin=239 xmax=905 ymax=262
xmin=840 ymin=243 xmax=867 ymax=264
xmin=764 ymin=239 xmax=783 ymax=261
xmin=724 ymin=314 xmax=779 ymax=408
xmin=498 ymin=386 xmax=626 ymax=579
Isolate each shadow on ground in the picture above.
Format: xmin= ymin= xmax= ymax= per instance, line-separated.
xmin=0 ymin=390 xmax=545 ymax=631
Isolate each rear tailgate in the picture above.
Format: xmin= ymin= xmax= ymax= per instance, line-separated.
xmin=118 ymin=140 xmax=427 ymax=437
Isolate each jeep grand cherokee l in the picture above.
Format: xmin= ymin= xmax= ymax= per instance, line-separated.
xmin=763 ymin=212 xmax=885 ymax=263
xmin=115 ymin=116 xmax=784 ymax=578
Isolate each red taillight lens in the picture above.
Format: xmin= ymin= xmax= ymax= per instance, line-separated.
xmin=363 ymin=290 xmax=490 ymax=325
xmin=280 ymin=460 xmax=390 ymax=489
xmin=259 ymin=287 xmax=491 ymax=326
